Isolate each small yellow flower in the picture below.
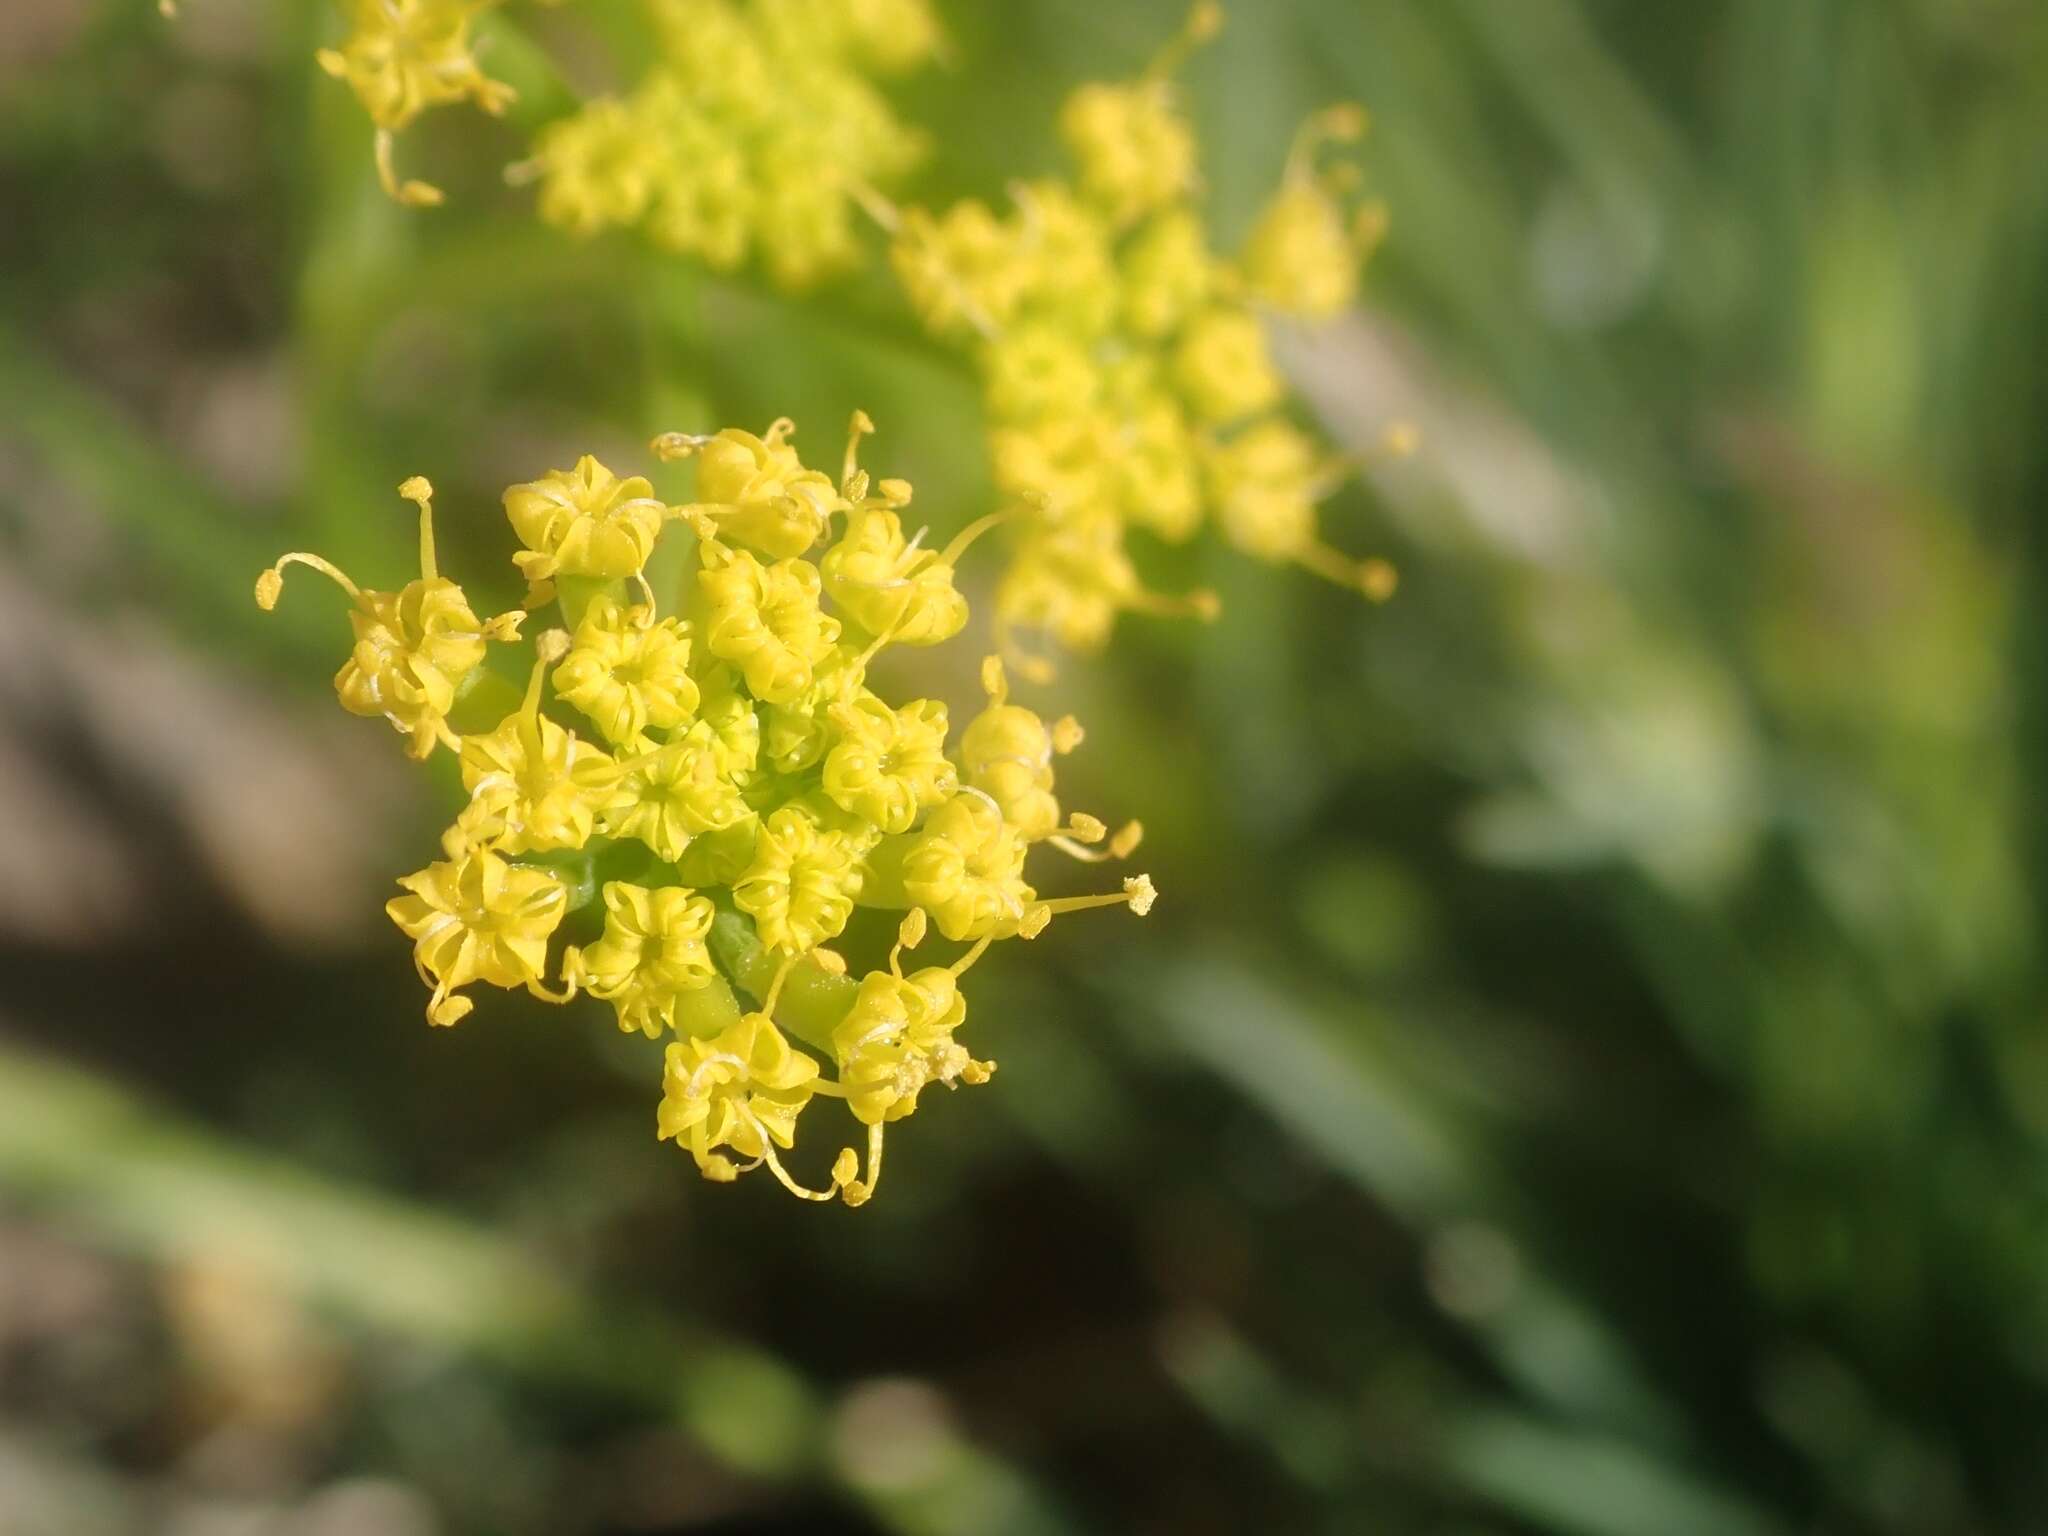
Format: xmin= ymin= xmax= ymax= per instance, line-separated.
xmin=257 ymin=477 xmax=521 ymax=760
xmin=732 ymin=805 xmax=865 ymax=954
xmin=832 ymin=964 xmax=985 ymax=1128
xmin=822 ymin=693 xmax=957 ymax=835
xmin=956 ymin=657 xmax=1076 ymax=843
xmin=1204 ymin=416 xmax=1325 ymax=563
xmin=503 ymin=455 xmax=671 ymax=588
xmin=658 ymin=1012 xmax=825 ymax=1187
xmin=531 ymin=96 xmax=663 ymax=238
xmin=1241 ymin=105 xmax=1382 ymax=320
xmin=694 ymin=662 xmax=763 ymax=780
xmin=664 ymin=418 xmax=843 ymax=558
xmin=602 ymin=722 xmax=754 ymax=864
xmin=983 ymin=325 xmax=1101 ymax=424
xmin=890 ymin=200 xmax=1033 ymax=337
xmin=901 ymin=790 xmax=1035 ymax=942
xmin=459 ymin=638 xmax=625 ymax=855
xmin=697 ymin=540 xmax=842 ymax=705
xmin=1060 ymin=80 xmax=1198 ymax=226
xmin=1173 ymin=307 xmax=1283 ymax=424
xmin=552 ymin=595 xmax=699 ymax=747
xmin=1119 ymin=207 xmax=1214 ymax=339
xmin=562 ymin=882 xmax=718 ymax=1037
xmin=386 ymin=846 xmax=567 ymax=1026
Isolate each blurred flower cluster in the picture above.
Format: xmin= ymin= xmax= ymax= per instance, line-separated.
xmin=519 ymin=0 xmax=937 ymax=288
xmin=883 ymin=3 xmax=1402 ymax=670
xmin=257 ymin=415 xmax=1149 ymax=1203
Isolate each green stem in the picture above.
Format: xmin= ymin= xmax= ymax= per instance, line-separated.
xmin=707 ymin=909 xmax=860 ymax=1055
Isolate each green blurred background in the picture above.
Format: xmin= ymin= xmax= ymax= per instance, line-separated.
xmin=4 ymin=0 xmax=2047 ymax=1531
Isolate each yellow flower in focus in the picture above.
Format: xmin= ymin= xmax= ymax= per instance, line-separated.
xmin=257 ymin=477 xmax=521 ymax=760
xmin=670 ymin=418 xmax=843 ymax=558
xmin=504 ymin=456 xmax=671 ymax=590
xmin=901 ymin=791 xmax=1035 ymax=942
xmin=658 ymin=1013 xmax=827 ymax=1190
xmin=822 ymin=694 xmax=957 ymax=835
xmin=956 ymin=657 xmax=1076 ymax=843
xmin=386 ymin=846 xmax=567 ymax=1026
xmin=563 ymin=882 xmax=718 ymax=1037
xmin=732 ymin=805 xmax=866 ymax=954
xmin=553 ymin=596 xmax=699 ymax=747
xmin=264 ymin=413 xmax=1155 ymax=1207
xmin=832 ymin=964 xmax=984 ymax=1128
xmin=603 ymin=722 xmax=754 ymax=863
xmin=459 ymin=640 xmax=625 ymax=855
xmin=698 ymin=541 xmax=842 ymax=705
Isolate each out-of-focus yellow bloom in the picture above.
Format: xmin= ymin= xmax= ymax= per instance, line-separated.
xmin=1173 ymin=308 xmax=1283 ymax=425
xmin=261 ymin=415 xmax=1152 ymax=1206
xmin=553 ymin=596 xmax=699 ymax=747
xmin=257 ymin=477 xmax=522 ymax=760
xmin=1241 ymin=105 xmax=1387 ymax=320
xmin=522 ymin=0 xmax=935 ymax=290
xmin=563 ymin=882 xmax=718 ymax=1037
xmin=386 ymin=847 xmax=567 ymax=1025
xmin=876 ymin=3 xmax=1398 ymax=665
xmin=316 ymin=0 xmax=517 ymax=207
xmin=530 ymin=97 xmax=663 ymax=237
xmin=1059 ymin=80 xmax=1199 ymax=227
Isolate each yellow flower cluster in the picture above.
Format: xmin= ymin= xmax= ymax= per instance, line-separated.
xmin=520 ymin=0 xmax=937 ymax=288
xmin=256 ymin=413 xmax=1151 ymax=1205
xmin=882 ymin=3 xmax=1403 ymax=672
xmin=316 ymin=0 xmax=546 ymax=207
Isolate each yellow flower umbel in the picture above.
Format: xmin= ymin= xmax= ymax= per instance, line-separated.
xmin=257 ymin=413 xmax=1153 ymax=1206
xmin=875 ymin=2 xmax=1407 ymax=670
xmin=317 ymin=0 xmax=522 ymax=207
xmin=518 ymin=0 xmax=937 ymax=290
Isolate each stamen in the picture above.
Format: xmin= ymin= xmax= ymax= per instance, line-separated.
xmin=843 ymin=410 xmax=876 ymax=488
xmin=948 ymin=933 xmax=995 ymax=977
xmin=890 ymin=908 xmax=927 ymax=977
xmin=1033 ymin=873 xmax=1156 ymax=920
xmin=1146 ymin=0 xmax=1225 ymax=83
xmin=761 ymin=955 xmax=798 ymax=1015
xmin=256 ymin=552 xmax=363 ymax=609
xmin=936 ymin=509 xmax=1010 ymax=568
xmin=374 ymin=127 xmax=444 ymax=209
xmin=398 ymin=475 xmax=439 ymax=580
xmin=838 ymin=1123 xmax=885 ymax=1207
xmin=1292 ymin=540 xmax=1398 ymax=601
xmin=1051 ymin=715 xmax=1085 ymax=754
xmin=754 ymin=1118 xmax=842 ymax=1202
xmin=1123 ymin=585 xmax=1222 ymax=622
